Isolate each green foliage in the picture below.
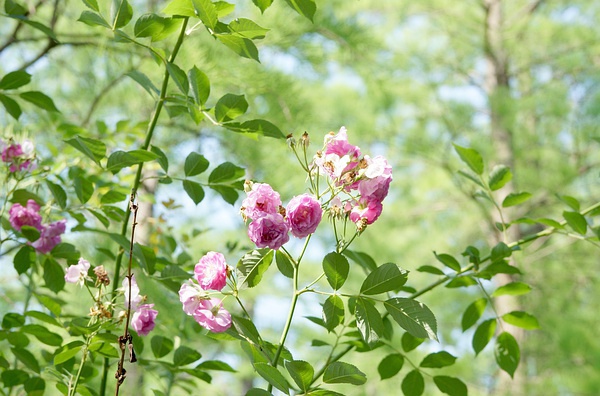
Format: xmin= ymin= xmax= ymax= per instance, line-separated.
xmin=322 ymin=252 xmax=349 ymax=290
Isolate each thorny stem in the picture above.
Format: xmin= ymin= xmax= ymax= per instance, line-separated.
xmin=100 ymin=17 xmax=189 ymax=396
xmin=114 ymin=196 xmax=139 ymax=395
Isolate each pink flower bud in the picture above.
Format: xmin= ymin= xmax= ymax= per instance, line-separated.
xmin=131 ymin=304 xmax=158 ymax=336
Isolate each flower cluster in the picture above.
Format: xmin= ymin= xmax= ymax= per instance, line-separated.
xmin=179 ymin=252 xmax=232 ymax=333
xmin=123 ymin=275 xmax=158 ymax=336
xmin=241 ymin=183 xmax=323 ymax=250
xmin=8 ymin=199 xmax=66 ymax=253
xmin=1 ymin=139 xmax=35 ymax=173
xmin=313 ymin=127 xmax=392 ymax=228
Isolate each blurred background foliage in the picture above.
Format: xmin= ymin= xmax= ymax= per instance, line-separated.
xmin=1 ymin=0 xmax=599 ymax=395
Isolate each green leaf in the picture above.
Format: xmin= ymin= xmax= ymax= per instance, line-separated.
xmin=401 ymin=369 xmax=424 ymax=396
xmin=134 ymin=243 xmax=157 ymax=274
xmin=20 ymin=225 xmax=40 ymax=242
xmin=107 ymin=150 xmax=159 ymax=173
xmin=433 ymin=376 xmax=468 ymax=396
xmin=488 ymin=165 xmax=512 ymax=191
xmin=223 ymin=119 xmax=285 ymax=139
xmin=193 ymin=0 xmax=218 ymax=29
xmin=495 ymin=332 xmax=520 ymax=378
xmin=285 ymin=360 xmax=314 ymax=393
xmin=196 ymin=360 xmax=236 ymax=372
xmin=384 ymin=298 xmax=438 ymax=341
xmin=166 ymin=62 xmax=189 ymax=95
xmin=253 ymin=362 xmax=290 ymax=394
xmin=2 ymin=313 xmax=25 ymax=329
xmin=11 ymin=347 xmax=40 ymax=373
xmin=453 ymin=143 xmax=484 ymax=175
xmin=284 ymin=0 xmax=316 ymax=22
xmin=215 ymin=34 xmax=260 ymax=62
xmin=491 ymin=241 xmax=512 ymax=263
xmin=401 ymin=332 xmax=425 ymax=352
xmin=558 ymin=194 xmax=580 ymax=211
xmin=112 ymin=0 xmax=133 ymax=29
xmin=1 ymin=369 xmax=28 ymax=387
xmin=151 ymin=335 xmax=174 ymax=358
xmin=162 ymin=0 xmax=196 ymax=16
xmin=275 ymin=250 xmax=294 ymax=278
xmin=563 ymin=211 xmax=587 ymax=234
xmin=236 ymin=248 xmax=274 ymax=288
xmin=492 ymin=282 xmax=532 ymax=297
xmin=355 ymin=298 xmax=384 ymax=346
xmin=472 ymin=319 xmax=496 ymax=355
xmin=343 ymin=250 xmax=377 ymax=272
xmin=208 ymin=162 xmax=245 ymax=183
xmin=5 ymin=0 xmax=27 ymax=15
xmin=134 ymin=13 xmax=180 ymax=41
xmin=101 ymin=190 xmax=127 ymax=205
xmin=24 ymin=376 xmax=45 ymax=393
xmin=78 ymin=10 xmax=111 ymax=28
xmin=416 ymin=265 xmax=445 ymax=275
xmin=46 ymin=180 xmax=67 ymax=209
xmin=215 ymin=93 xmax=248 ymax=122
xmin=210 ymin=185 xmax=239 ymax=205
xmin=82 ymin=0 xmax=99 ymax=11
xmin=0 ymin=70 xmax=31 ymax=90
xmin=323 ymin=362 xmax=366 ymax=385
xmin=184 ymin=152 xmax=209 ymax=177
xmin=502 ymin=311 xmax=540 ymax=330
xmin=64 ymin=135 xmax=106 ymax=166
xmin=14 ymin=245 xmax=36 ymax=275
xmin=173 ymin=346 xmax=202 ymax=366
xmin=229 ymin=18 xmax=269 ymax=39
xmin=378 ymin=353 xmax=404 ymax=380
xmin=127 ymin=70 xmax=159 ymax=97
xmin=0 ymin=93 xmax=22 ymax=119
xmin=245 ymin=389 xmax=272 ymax=396
xmin=230 ymin=315 xmax=261 ymax=345
xmin=461 ymin=298 xmax=487 ymax=332
xmin=214 ymin=1 xmax=235 ymax=17
xmin=25 ymin=311 xmax=61 ymax=328
xmin=188 ymin=66 xmax=210 ymax=105
xmin=434 ymin=252 xmax=461 ymax=272
xmin=445 ymin=276 xmax=477 ymax=288
xmin=35 ymin=293 xmax=62 ymax=316
xmin=322 ymin=252 xmax=349 ymax=290
xmin=43 ymin=259 xmax=65 ymax=293
xmin=73 ymin=175 xmax=94 ymax=204
xmin=21 ymin=324 xmax=62 ymax=346
xmin=252 ymin=0 xmax=273 ymax=13
xmin=19 ymin=91 xmax=59 ymax=112
xmin=10 ymin=189 xmax=43 ymax=206
xmin=150 ymin=145 xmax=169 ymax=172
xmin=419 ymin=351 xmax=457 ymax=368
xmin=360 ymin=263 xmax=408 ymax=295
xmin=502 ymin=192 xmax=532 ymax=207
xmin=323 ymin=295 xmax=344 ymax=332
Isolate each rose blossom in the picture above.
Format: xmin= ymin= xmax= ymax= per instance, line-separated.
xmin=286 ymin=194 xmax=323 ymax=238
xmin=194 ymin=251 xmax=228 ymax=291
xmin=247 ymin=212 xmax=290 ymax=250
xmin=131 ymin=304 xmax=158 ymax=336
xmin=358 ymin=155 xmax=393 ymax=202
xmin=192 ymin=298 xmax=232 ymax=333
xmin=8 ymin=200 xmax=42 ymax=231
xmin=1 ymin=140 xmax=35 ymax=173
xmin=241 ymin=183 xmax=282 ymax=220
xmin=323 ymin=127 xmax=361 ymax=158
xmin=32 ymin=219 xmax=66 ymax=254
xmin=349 ymin=198 xmax=383 ymax=225
xmin=179 ymin=281 xmax=209 ymax=315
xmin=65 ymin=257 xmax=91 ymax=286
xmin=123 ymin=274 xmax=143 ymax=311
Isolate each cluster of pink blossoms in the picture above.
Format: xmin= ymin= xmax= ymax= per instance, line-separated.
xmin=179 ymin=252 xmax=232 ymax=333
xmin=313 ymin=127 xmax=392 ymax=227
xmin=1 ymin=139 xmax=35 ymax=173
xmin=241 ymin=183 xmax=323 ymax=250
xmin=8 ymin=199 xmax=66 ymax=253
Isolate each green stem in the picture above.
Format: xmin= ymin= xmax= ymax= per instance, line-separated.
xmin=70 ymin=341 xmax=89 ymax=396
xmin=99 ymin=17 xmax=190 ymax=396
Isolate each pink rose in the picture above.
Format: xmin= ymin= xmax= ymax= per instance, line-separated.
xmin=194 ymin=251 xmax=228 ymax=291
xmin=286 ymin=194 xmax=323 ymax=238
xmin=131 ymin=304 xmax=158 ymax=336
xmin=9 ymin=200 xmax=42 ymax=231
xmin=123 ymin=274 xmax=143 ymax=311
xmin=179 ymin=281 xmax=208 ymax=315
xmin=358 ymin=155 xmax=392 ymax=202
xmin=2 ymin=141 xmax=35 ymax=173
xmin=247 ymin=213 xmax=290 ymax=250
xmin=1 ymin=143 xmax=23 ymax=163
xmin=192 ymin=298 xmax=232 ymax=333
xmin=324 ymin=127 xmax=361 ymax=159
xmin=241 ymin=183 xmax=282 ymax=220
xmin=349 ymin=199 xmax=383 ymax=225
xmin=32 ymin=219 xmax=66 ymax=254
xmin=65 ymin=257 xmax=91 ymax=286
